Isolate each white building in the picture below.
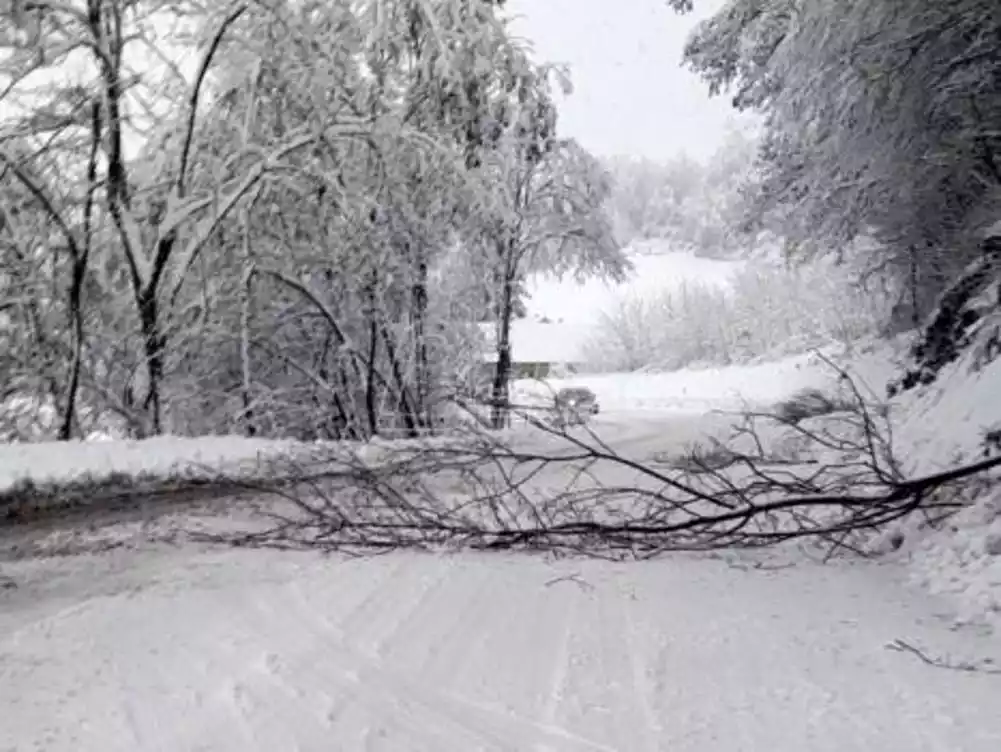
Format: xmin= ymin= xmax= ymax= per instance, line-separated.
xmin=478 ymin=320 xmax=592 ymax=378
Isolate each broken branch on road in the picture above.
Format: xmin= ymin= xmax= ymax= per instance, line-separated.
xmin=184 ymin=368 xmax=1000 ymax=559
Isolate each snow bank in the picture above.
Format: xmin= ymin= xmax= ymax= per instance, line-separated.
xmin=0 ymin=435 xmax=305 ymax=494
xmin=893 ymin=353 xmax=1001 ymax=475
xmin=886 ymin=343 xmax=1001 ymax=630
xmin=768 ymin=335 xmax=1001 ymax=630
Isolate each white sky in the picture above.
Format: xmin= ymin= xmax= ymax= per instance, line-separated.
xmin=504 ymin=0 xmax=733 ymax=162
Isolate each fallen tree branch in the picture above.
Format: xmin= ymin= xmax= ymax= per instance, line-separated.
xmin=6 ymin=364 xmax=999 ymax=562
xmin=185 ymin=372 xmax=1000 ymax=558
xmin=885 ymin=638 xmax=1001 ymax=676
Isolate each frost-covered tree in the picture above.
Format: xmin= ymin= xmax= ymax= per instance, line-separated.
xmin=583 ymin=257 xmax=894 ymax=372
xmin=603 ymin=122 xmax=759 ymax=257
xmin=676 ymin=0 xmax=1001 ymax=326
xmin=1 ymin=1 xmax=327 ymax=436
xmin=474 ymin=130 xmax=626 ymax=427
xmin=0 ymin=0 xmax=624 ymax=441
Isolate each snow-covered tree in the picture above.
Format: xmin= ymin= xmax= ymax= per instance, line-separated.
xmin=603 ymin=121 xmax=759 ymax=257
xmin=677 ymin=0 xmax=1001 ymax=326
xmin=0 ymin=0 xmax=626 ymax=440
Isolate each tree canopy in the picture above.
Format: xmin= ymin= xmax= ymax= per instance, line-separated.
xmin=674 ymin=0 xmax=1001 ymax=324
xmin=0 ymin=0 xmax=625 ymax=440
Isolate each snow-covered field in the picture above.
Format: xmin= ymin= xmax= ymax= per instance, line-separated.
xmin=3 ymin=340 xmax=1001 ymax=750
xmin=524 ymin=246 xmax=741 ymax=326
xmin=3 ymin=547 xmax=1001 ymax=751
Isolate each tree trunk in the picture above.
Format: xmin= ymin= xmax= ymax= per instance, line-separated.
xmin=58 ymin=259 xmax=86 ymax=441
xmin=380 ymin=323 xmax=419 ymax=437
xmin=138 ymin=289 xmax=164 ymax=436
xmin=335 ymin=368 xmax=360 ymax=440
xmin=411 ymin=245 xmax=430 ymax=428
xmin=365 ymin=286 xmax=380 ymax=438
xmin=58 ymin=101 xmax=101 ymax=441
xmin=238 ymin=266 xmax=256 ymax=437
xmin=491 ymin=262 xmax=516 ymax=430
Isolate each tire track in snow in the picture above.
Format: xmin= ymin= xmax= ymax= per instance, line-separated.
xmin=592 ymin=581 xmax=632 ymax=750
xmin=276 ymin=560 xmax=615 ymax=751
xmin=339 ymin=556 xmax=454 ymax=659
xmin=114 ymin=596 xmax=258 ymax=751
xmin=183 ymin=591 xmax=306 ymax=751
xmin=201 ymin=589 xmax=338 ymax=751
xmin=276 ymin=582 xmax=445 ymax=750
xmin=316 ymin=556 xmax=456 ymax=737
xmin=281 ymin=577 xmax=601 ymax=751
xmin=387 ymin=559 xmax=499 ymax=681
xmin=224 ymin=554 xmax=443 ymax=742
xmin=238 ymin=598 xmax=475 ymax=750
xmin=223 ymin=671 xmax=306 ymax=751
xmin=423 ymin=562 xmax=534 ymax=700
xmin=358 ymin=561 xmax=617 ymax=752
xmin=277 ymin=580 xmax=457 ymax=748
xmin=199 ymin=579 xmax=398 ymax=749
xmin=491 ymin=569 xmax=624 ymax=752
xmin=599 ymin=576 xmax=661 ymax=752
xmin=535 ymin=572 xmax=584 ymax=749
xmin=544 ymin=571 xmax=655 ymax=751
xmin=276 ymin=558 xmax=535 ymax=749
xmin=398 ymin=560 xmax=608 ymax=751
xmin=7 ymin=550 xmax=1001 ymax=751
xmin=320 ymin=554 xmax=417 ymax=640
xmin=338 ymin=660 xmax=619 ymax=752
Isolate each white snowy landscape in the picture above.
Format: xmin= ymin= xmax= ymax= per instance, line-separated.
xmin=3 ymin=0 xmax=1001 ymax=750
xmin=3 ymin=329 xmax=1001 ymax=751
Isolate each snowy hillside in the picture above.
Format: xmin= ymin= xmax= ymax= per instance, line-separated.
xmin=523 ymin=242 xmax=742 ymax=325
xmin=882 ymin=326 xmax=1001 ymax=629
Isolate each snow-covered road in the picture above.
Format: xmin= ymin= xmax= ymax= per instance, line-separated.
xmin=3 ymin=547 xmax=1000 ymax=751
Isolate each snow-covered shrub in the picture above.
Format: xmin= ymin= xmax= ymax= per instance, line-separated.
xmin=583 ymin=258 xmax=894 ymax=372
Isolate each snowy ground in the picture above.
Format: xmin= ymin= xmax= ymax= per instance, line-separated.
xmin=3 ymin=342 xmax=1001 ymax=750
xmin=3 ymin=546 xmax=1001 ymax=752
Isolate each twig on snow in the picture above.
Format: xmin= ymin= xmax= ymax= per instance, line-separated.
xmin=544 ymin=572 xmax=595 ymax=591
xmin=885 ymin=638 xmax=1001 ymax=675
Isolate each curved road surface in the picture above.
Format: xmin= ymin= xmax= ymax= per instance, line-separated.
xmin=2 ymin=546 xmax=1000 ymax=751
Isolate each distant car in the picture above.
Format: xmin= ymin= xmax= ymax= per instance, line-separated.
xmin=553 ymin=387 xmax=600 ymax=426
